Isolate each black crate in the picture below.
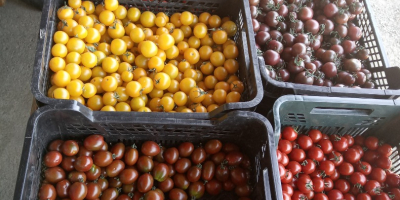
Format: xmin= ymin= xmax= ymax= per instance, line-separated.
xmin=31 ymin=0 xmax=263 ymax=118
xmin=14 ymin=102 xmax=277 ymax=200
xmin=270 ymin=95 xmax=400 ymax=200
xmin=254 ymin=0 xmax=400 ymax=99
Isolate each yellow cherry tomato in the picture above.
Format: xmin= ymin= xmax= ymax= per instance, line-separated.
xmin=188 ymin=36 xmax=201 ymax=49
xmin=66 ymin=52 xmax=81 ymax=64
xmin=98 ymin=42 xmax=111 ymax=55
xmin=92 ymin=66 xmax=107 ymax=78
xmin=180 ymin=11 xmax=194 ymax=26
xmin=57 ymin=5 xmax=74 ymax=20
xmin=149 ymin=88 xmax=164 ymax=99
xmin=54 ymin=31 xmax=69 ymax=44
xmin=79 ymin=66 xmax=92 ymax=81
xmin=160 ymin=96 xmax=175 ymax=112
xmin=141 ymin=41 xmax=158 ymax=58
xmin=70 ymin=96 xmax=85 ymax=105
xmin=221 ymin=20 xmax=238 ymax=37
xmin=130 ymin=97 xmax=146 ymax=111
xmin=49 ymin=57 xmax=66 ymax=72
xmin=157 ymin=33 xmax=175 ymax=51
xmin=153 ymin=72 xmax=171 ymax=90
xmin=140 ymin=11 xmax=156 ymax=28
xmin=170 ymin=13 xmax=182 ymax=28
xmin=134 ymin=55 xmax=149 ymax=69
xmin=127 ymin=7 xmax=141 ymax=22
xmin=115 ymin=102 xmax=131 ymax=112
xmin=138 ymin=77 xmax=153 ymax=94
xmin=193 ymin=23 xmax=207 ymax=39
xmin=73 ymin=8 xmax=86 ymax=22
xmin=101 ymin=76 xmax=118 ymax=92
xmin=179 ymin=78 xmax=196 ymax=94
xmin=199 ymin=12 xmax=211 ymax=25
xmin=85 ymin=28 xmax=101 ymax=43
xmin=162 ymin=63 xmax=179 ymax=79
xmin=189 ymin=87 xmax=206 ymax=103
xmin=51 ymin=43 xmax=68 ymax=58
xmin=208 ymin=15 xmax=222 ymax=28
xmin=121 ymin=36 xmax=134 ymax=49
xmin=53 ymin=70 xmax=71 ymax=87
xmin=148 ymin=56 xmax=164 ymax=72
xmin=93 ymin=23 xmax=106 ymax=35
xmin=110 ymin=39 xmax=127 ymax=56
xmin=81 ymin=1 xmax=95 ymax=14
xmin=130 ymin=27 xmax=145 ymax=43
xmin=81 ymin=52 xmax=97 ymax=68
xmin=66 ymin=80 xmax=83 ymax=97
xmin=173 ymin=91 xmax=188 ymax=106
xmin=87 ymin=95 xmax=104 ymax=111
xmin=68 ymin=0 xmax=81 ymax=9
xmin=113 ymin=5 xmax=127 ymax=19
xmin=65 ymin=63 xmax=82 ymax=79
xmin=91 ymin=77 xmax=105 ymax=94
xmin=94 ymin=50 xmax=106 ymax=65
xmin=102 ymin=57 xmax=119 ymax=73
xmin=183 ymin=48 xmax=200 ymax=65
xmin=115 ymin=87 xmax=129 ymax=102
xmin=167 ymin=79 xmax=180 ymax=93
xmin=117 ymin=62 xmax=133 ymax=73
xmin=104 ymin=0 xmax=119 ymax=11
xmin=155 ymin=16 xmax=167 ymax=27
xmin=165 ymin=45 xmax=179 ymax=60
xmin=60 ymin=19 xmax=78 ymax=36
xmin=121 ymin=51 xmax=135 ymax=64
xmin=53 ymin=88 xmax=70 ymax=99
xmin=101 ymin=105 xmax=116 ymax=111
xmin=99 ymin=10 xmax=115 ymax=26
xmin=180 ymin=25 xmax=192 ymax=38
xmin=125 ymin=81 xmax=142 ymax=97
xmin=207 ymin=104 xmax=219 ymax=112
xmin=82 ymin=83 xmax=97 ymax=98
xmin=138 ymin=107 xmax=151 ymax=112
xmin=107 ymin=22 xmax=125 ymax=39
xmin=121 ymin=71 xmax=133 ymax=82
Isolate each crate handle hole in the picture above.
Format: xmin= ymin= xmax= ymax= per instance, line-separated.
xmin=310 ymin=107 xmax=373 ymax=116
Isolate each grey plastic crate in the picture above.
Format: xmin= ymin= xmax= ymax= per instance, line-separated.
xmin=14 ymin=102 xmax=277 ymax=200
xmin=255 ymin=0 xmax=400 ymax=99
xmin=31 ymin=0 xmax=263 ymax=119
xmin=270 ymin=95 xmax=400 ymax=200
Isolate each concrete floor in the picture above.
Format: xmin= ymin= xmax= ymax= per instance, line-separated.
xmin=0 ymin=0 xmax=399 ymax=199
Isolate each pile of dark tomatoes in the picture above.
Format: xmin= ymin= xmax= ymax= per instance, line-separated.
xmin=38 ymin=135 xmax=253 ymax=200
xmin=278 ymin=127 xmax=400 ymax=200
xmin=250 ymin=0 xmax=375 ymax=88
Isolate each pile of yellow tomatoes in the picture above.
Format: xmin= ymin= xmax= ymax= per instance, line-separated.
xmin=48 ymin=0 xmax=244 ymax=113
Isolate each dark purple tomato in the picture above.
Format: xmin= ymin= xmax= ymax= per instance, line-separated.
xmin=259 ymin=23 xmax=270 ymax=32
xmin=363 ymin=80 xmax=375 ymax=89
xmin=125 ymin=146 xmax=139 ymax=166
xmin=119 ymin=168 xmax=139 ymax=184
xmin=356 ymin=49 xmax=369 ymax=60
xmin=93 ymin=151 xmax=113 ymax=167
xmin=188 ymin=181 xmax=205 ymax=199
xmin=77 ymin=145 xmax=93 ymax=157
xmin=305 ymin=19 xmax=320 ymax=35
xmin=334 ymin=25 xmax=348 ymax=38
xmin=335 ymin=13 xmax=349 ymax=24
xmin=305 ymin=62 xmax=317 ymax=73
xmin=295 ymin=71 xmax=314 ymax=85
xmin=354 ymin=71 xmax=367 ymax=85
xmin=278 ymin=4 xmax=288 ymax=17
xmin=250 ymin=6 xmax=258 ymax=19
xmin=348 ymin=26 xmax=362 ymax=41
xmin=287 ymin=4 xmax=298 ymax=12
xmin=62 ymin=140 xmax=79 ymax=157
xmin=294 ymin=34 xmax=310 ymax=46
xmin=314 ymin=77 xmax=324 ymax=86
xmin=336 ymin=71 xmax=350 ymax=84
xmin=230 ymin=167 xmax=248 ymax=186
xmin=164 ymin=147 xmax=179 ymax=165
xmin=331 ymin=45 xmax=344 ymax=56
xmin=310 ymin=38 xmax=322 ymax=50
xmin=287 ymin=58 xmax=305 ymax=74
xmin=252 ymin=19 xmax=260 ymax=32
xmin=277 ymin=22 xmax=287 ymax=32
xmin=292 ymin=43 xmax=307 ymax=56
xmin=86 ymin=182 xmax=101 ymax=200
xmin=211 ymin=152 xmax=226 ymax=165
xmin=281 ymin=47 xmax=293 ymax=61
xmin=350 ymin=2 xmax=364 ymax=15
xmin=154 ymin=146 xmax=166 ymax=163
xmin=315 ymin=49 xmax=326 ymax=60
xmin=324 ymin=3 xmax=338 ymax=18
xmin=282 ymin=33 xmax=295 ymax=47
xmin=205 ymin=179 xmax=223 ymax=196
xmin=264 ymin=11 xmax=280 ymax=28
xmin=269 ymin=30 xmax=283 ymax=41
xmin=313 ymin=60 xmax=323 ymax=69
xmin=361 ymin=69 xmax=372 ymax=79
xmin=322 ymin=19 xmax=334 ymax=36
xmin=321 ymin=50 xmax=337 ymax=63
xmin=321 ymin=62 xmax=337 ymax=78
xmin=255 ymin=31 xmax=270 ymax=46
xmin=298 ymin=7 xmax=313 ymax=21
xmin=343 ymin=59 xmax=362 ymax=72
xmin=289 ymin=20 xmax=304 ymax=33
xmin=191 ymin=147 xmax=206 ymax=164
xmin=259 ymin=0 xmax=274 ymax=12
xmin=277 ymin=68 xmax=290 ymax=82
xmin=343 ymin=73 xmax=356 ymax=85
xmin=69 ymin=182 xmax=87 ymax=200
xmin=323 ymin=79 xmax=333 ymax=87
xmin=267 ymin=40 xmax=284 ymax=53
xmin=152 ymin=163 xmax=170 ymax=182
xmin=263 ymin=50 xmax=281 ymax=66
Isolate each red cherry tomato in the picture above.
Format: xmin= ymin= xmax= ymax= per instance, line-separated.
xmin=287 ymin=161 xmax=302 ymax=175
xmin=364 ymin=180 xmax=381 ymax=196
xmin=364 ymin=136 xmax=379 ymax=150
xmin=282 ymin=126 xmax=298 ymax=141
xmin=289 ymin=148 xmax=306 ymax=162
xmin=334 ymin=179 xmax=351 ymax=193
xmin=328 ymin=189 xmax=343 ymax=200
xmin=312 ymin=177 xmax=324 ymax=193
xmin=355 ymin=161 xmax=372 ymax=175
xmin=344 ymin=148 xmax=361 ymax=163
xmin=301 ymin=159 xmax=316 ymax=174
xmin=297 ymin=135 xmax=313 ymax=150
xmin=327 ymin=151 xmax=343 ymax=167
xmin=377 ymin=144 xmax=392 ymax=157
xmin=324 ymin=178 xmax=334 ymax=191
xmin=350 ymin=172 xmax=367 ymax=186
xmin=376 ymin=156 xmax=392 ymax=169
xmin=278 ymin=140 xmax=293 ymax=154
xmin=308 ymin=129 xmax=322 ymax=143
xmin=332 ymin=135 xmax=349 ymax=152
xmin=307 ymin=146 xmax=324 ymax=161
xmin=354 ymin=136 xmax=365 ymax=146
xmin=318 ymin=139 xmax=333 ymax=154
xmin=296 ymin=175 xmax=313 ymax=194
xmin=319 ymin=160 xmax=335 ymax=176
xmin=369 ymin=168 xmax=387 ymax=183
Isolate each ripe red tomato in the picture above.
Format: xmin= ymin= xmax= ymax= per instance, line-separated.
xmin=312 ymin=177 xmax=324 ymax=192
xmin=364 ymin=136 xmax=379 ymax=150
xmin=278 ymin=140 xmax=293 ymax=154
xmin=343 ymin=193 xmax=356 ymax=200
xmin=370 ymin=168 xmax=387 ymax=183
xmin=350 ymin=172 xmax=367 ymax=186
xmin=289 ymin=148 xmax=306 ymax=162
xmin=282 ymin=126 xmax=298 ymax=141
xmin=281 ymin=170 xmax=293 ymax=184
xmin=318 ymin=139 xmax=333 ymax=154
xmin=291 ymin=190 xmax=306 ymax=200
xmin=308 ymin=129 xmax=322 ymax=143
xmin=277 ymin=150 xmax=283 ymax=163
xmin=334 ymin=179 xmax=351 ymax=193
xmin=344 ymin=148 xmax=361 ymax=163
xmin=297 ymin=135 xmax=313 ymax=150
xmin=352 ymin=145 xmax=364 ymax=157
xmin=332 ymin=135 xmax=349 ymax=152
xmin=355 ymin=161 xmax=372 ymax=175
xmin=327 ymin=189 xmax=343 ymax=200
xmin=377 ymin=144 xmax=392 ymax=157
xmin=339 ymin=162 xmax=354 ymax=176
xmin=388 ymin=188 xmax=400 ymax=199
xmin=282 ymin=192 xmax=291 ymax=200
xmin=281 ymin=183 xmax=294 ymax=196
xmin=364 ymin=180 xmax=381 ymax=196
xmin=279 ymin=163 xmax=286 ymax=180
xmin=304 ymin=191 xmax=314 ymax=199
xmin=375 ymin=193 xmax=392 ymax=200
xmin=281 ymin=153 xmax=289 ymax=166
xmin=287 ymin=161 xmax=302 ymax=175
xmin=204 ymin=139 xmax=222 ymax=155
xmin=324 ymin=178 xmax=334 ymax=191
xmin=386 ymin=174 xmax=400 ymax=187
xmin=205 ymin=179 xmax=222 ymax=196
xmin=296 ymin=175 xmax=313 ymax=194
xmin=225 ymin=151 xmax=243 ymax=166
xmin=319 ymin=160 xmax=335 ymax=176
xmin=178 ymin=142 xmax=194 ymax=157
xmin=330 ymin=169 xmax=340 ymax=181
xmin=83 ymin=135 xmax=105 ymax=151
xmin=357 ymin=193 xmax=372 ymax=200
xmin=343 ymin=135 xmax=354 ymax=147
xmin=313 ymin=193 xmax=328 ymax=200
xmin=327 ymin=151 xmax=343 ymax=167
xmin=363 ymin=150 xmax=379 ymax=163
xmin=301 ymin=159 xmax=316 ymax=174
xmin=307 ymin=146 xmax=324 ymax=161
xmin=354 ymin=136 xmax=365 ymax=146
xmin=44 ymin=151 xmax=63 ymax=167
xmin=376 ymin=156 xmax=392 ymax=169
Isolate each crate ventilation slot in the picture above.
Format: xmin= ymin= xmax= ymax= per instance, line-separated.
xmin=355 ymin=117 xmax=385 ymax=126
xmin=283 ymin=113 xmax=306 ymax=123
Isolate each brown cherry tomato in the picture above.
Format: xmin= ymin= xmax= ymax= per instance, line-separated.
xmin=69 ymin=182 xmax=88 ymax=200
xmin=48 ymin=140 xmax=64 ymax=152
xmin=223 ymin=179 xmax=235 ymax=191
xmin=39 ymin=184 xmax=57 ymax=200
xmin=169 ymin=188 xmax=188 ymax=200
xmin=62 ymin=140 xmax=79 ymax=156
xmin=164 ymin=147 xmax=179 ymax=164
xmin=187 ymin=164 xmax=202 ymax=182
xmin=215 ymin=164 xmax=230 ymax=182
xmin=86 ymin=164 xmax=101 ymax=181
xmin=202 ymin=160 xmax=215 ymax=181
xmin=98 ymin=177 xmax=109 ymax=191
xmin=86 ymin=182 xmax=102 ymax=199
xmin=74 ymin=156 xmax=93 ymax=172
xmin=178 ymin=142 xmax=194 ymax=157
xmin=136 ymin=156 xmax=154 ymax=173
xmin=222 ymin=143 xmax=240 ymax=153
xmin=124 ymin=145 xmax=139 ymax=166
xmin=158 ymin=177 xmax=174 ymax=192
xmin=230 ymin=167 xmax=247 ymax=186
xmin=119 ymin=168 xmax=139 ymax=184
xmin=174 ymin=173 xmax=190 ymax=190
xmin=205 ymin=179 xmax=223 ymax=196
xmin=56 ymin=179 xmax=70 ymax=198
xmin=111 ymin=142 xmax=125 ymax=160
xmin=45 ymin=166 xmax=66 ymax=184
xmin=101 ymin=187 xmax=119 ymax=200
xmin=141 ymin=141 xmax=161 ymax=156
xmin=225 ymin=151 xmax=244 ymax=166
xmin=188 ymin=181 xmax=205 ymax=199
xmin=77 ymin=145 xmax=93 ymax=157
xmin=93 ymin=151 xmax=113 ymax=167
xmin=84 ymin=135 xmax=105 ymax=151
xmin=235 ymin=184 xmax=252 ymax=197
xmin=44 ymin=151 xmax=63 ymax=167
xmin=191 ymin=147 xmax=206 ymax=164
xmin=137 ymin=173 xmax=154 ymax=193
xmin=155 ymin=146 xmax=166 ymax=163
xmin=108 ymin=177 xmax=123 ymax=188
xmin=152 ymin=163 xmax=170 ymax=182
xmin=211 ymin=152 xmax=226 ymax=165
xmin=106 ymin=160 xmax=125 ymax=177
xmin=205 ymin=139 xmax=223 ymax=154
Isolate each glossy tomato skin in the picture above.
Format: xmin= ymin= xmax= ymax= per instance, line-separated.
xmin=350 ymin=172 xmax=367 ymax=186
xmin=377 ymin=144 xmax=392 ymax=157
xmin=281 ymin=153 xmax=289 ymax=166
xmin=48 ymin=140 xmax=64 ymax=152
xmin=45 ymin=167 xmax=66 ymax=184
xmin=124 ymin=146 xmax=139 ymax=166
xmin=93 ymin=151 xmax=113 ymax=167
xmin=44 ymin=151 xmax=63 ymax=167
xmin=339 ymin=162 xmax=354 ymax=176
xmin=202 ymin=160 xmax=216 ymax=181
xmin=308 ymin=146 xmax=324 ymax=161
xmin=225 ymin=151 xmax=244 ymax=166
xmin=39 ymin=184 xmax=57 ymax=200
xmin=86 ymin=164 xmax=101 ymax=181
xmin=69 ymin=182 xmax=87 ymax=200
xmin=111 ymin=143 xmax=125 ymax=160
xmin=281 ymin=183 xmax=294 ymax=196
xmin=215 ymin=165 xmax=230 ymax=182
xmin=344 ymin=148 xmax=361 ymax=163
xmin=357 ymin=193 xmax=372 ymax=200
xmin=205 ymin=179 xmax=223 ymax=196
xmin=175 ymin=158 xmax=192 ymax=174
xmin=319 ymin=160 xmax=335 ymax=176
xmin=377 ymin=156 xmax=392 ymax=169
xmin=178 ymin=142 xmax=194 ymax=157
xmin=282 ymin=127 xmax=298 ymax=141
xmin=141 ymin=141 xmax=160 ymax=156
xmin=363 ymin=150 xmax=379 ymax=163
xmin=355 ymin=161 xmax=372 ymax=175
xmin=187 ymin=165 xmax=202 ymax=182
xmin=291 ymin=190 xmax=307 ymax=200
xmin=136 ymin=156 xmax=154 ymax=173
xmin=289 ymin=148 xmax=306 ymax=162
xmin=296 ymin=175 xmax=313 ymax=194
xmin=324 ymin=178 xmax=334 ymax=191
xmin=74 ymin=156 xmax=93 ymax=172
xmin=386 ymin=174 xmax=400 ymax=187
xmin=318 ymin=139 xmax=333 ymax=154
xmin=334 ymin=179 xmax=351 ymax=193
xmin=158 ymin=177 xmax=174 ymax=192
xmin=308 ymin=129 xmax=322 ymax=143
xmin=230 ymin=167 xmax=247 ymax=186
xmin=328 ymin=189 xmax=343 ymax=200
xmin=152 ymin=163 xmax=170 ymax=182
xmin=328 ymin=151 xmax=343 ymax=167
xmin=137 ymin=173 xmax=154 ymax=193
xmin=287 ymin=161 xmax=302 ymax=175
xmin=343 ymin=193 xmax=356 ymax=200
xmin=312 ymin=177 xmax=324 ymax=193
xmin=191 ymin=147 xmax=207 ymax=164
xmin=297 ymin=135 xmax=313 ymax=150
xmin=314 ymin=193 xmax=328 ymax=200
xmin=212 ymin=152 xmax=226 ymax=165
xmin=332 ymin=136 xmax=349 ymax=152
xmin=278 ymin=140 xmax=293 ymax=154
xmin=56 ymin=179 xmax=70 ymax=198
xmin=188 ymin=181 xmax=206 ymax=199
xmin=62 ymin=140 xmax=80 ymax=156
xmin=204 ymin=139 xmax=223 ymax=154
xmin=364 ymin=180 xmax=381 ymax=196
xmin=174 ymin=173 xmax=190 ymax=190
xmin=84 ymin=135 xmax=105 ymax=151
xmin=364 ymin=136 xmax=379 ymax=150
xmin=169 ymin=188 xmax=188 ymax=200
xmin=301 ymin=159 xmax=316 ymax=174
xmin=106 ymin=160 xmax=125 ymax=177
xmin=164 ymin=147 xmax=179 ymax=164
xmin=370 ymin=168 xmax=387 ymax=183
